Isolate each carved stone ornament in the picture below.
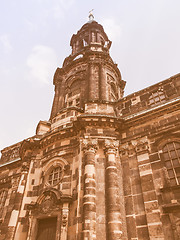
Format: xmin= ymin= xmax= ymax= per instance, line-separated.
xmin=1 ymin=145 xmax=20 ymax=163
xmin=62 ymin=208 xmax=69 ymax=227
xmin=39 ymin=191 xmax=57 ymax=214
xmin=21 ymin=162 xmax=30 ymax=172
xmin=104 ymin=139 xmax=119 ymax=150
xmin=119 ymin=141 xmax=138 ymax=156
xmin=11 ymin=176 xmax=20 ymax=189
xmin=81 ymin=138 xmax=98 ymax=152
xmin=131 ymin=137 xmax=150 ymax=153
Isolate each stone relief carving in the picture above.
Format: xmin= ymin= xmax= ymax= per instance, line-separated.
xmin=1 ymin=146 xmax=20 ymax=163
xmin=119 ymin=137 xmax=150 ymax=156
xmin=21 ymin=162 xmax=30 ymax=173
xmin=62 ymin=208 xmax=69 ymax=227
xmin=27 ymin=191 xmax=59 ymax=215
xmin=39 ymin=191 xmax=57 ymax=214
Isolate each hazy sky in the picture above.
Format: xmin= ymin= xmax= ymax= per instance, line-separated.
xmin=0 ymin=0 xmax=180 ymax=151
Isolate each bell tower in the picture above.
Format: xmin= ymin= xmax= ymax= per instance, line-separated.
xmin=50 ymin=16 xmax=125 ymax=129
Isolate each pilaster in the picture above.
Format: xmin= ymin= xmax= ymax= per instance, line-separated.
xmin=61 ymin=203 xmax=69 ymax=240
xmin=88 ymin=63 xmax=99 ymax=101
xmin=100 ymin=64 xmax=107 ymax=101
xmin=133 ymin=137 xmax=164 ymax=240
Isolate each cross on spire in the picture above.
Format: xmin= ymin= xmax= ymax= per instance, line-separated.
xmin=88 ymin=9 xmax=94 ymax=22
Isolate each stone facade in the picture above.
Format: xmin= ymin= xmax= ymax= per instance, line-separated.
xmin=0 ymin=16 xmax=180 ymax=240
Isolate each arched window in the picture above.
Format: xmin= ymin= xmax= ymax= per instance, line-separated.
xmin=65 ymin=79 xmax=82 ymax=107
xmin=48 ymin=166 xmax=63 ymax=186
xmin=0 ymin=190 xmax=7 ymax=218
xmin=107 ymin=74 xmax=119 ymax=102
xmin=162 ymin=142 xmax=180 ymax=186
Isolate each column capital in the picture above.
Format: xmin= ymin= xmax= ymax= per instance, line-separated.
xmin=131 ymin=137 xmax=150 ymax=153
xmin=120 ymin=137 xmax=150 ymax=156
xmin=81 ymin=138 xmax=98 ymax=154
xmin=119 ymin=142 xmax=136 ymax=157
xmin=104 ymin=139 xmax=119 ymax=155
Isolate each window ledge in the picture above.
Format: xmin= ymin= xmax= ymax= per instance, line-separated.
xmin=162 ymin=202 xmax=180 ymax=213
xmin=160 ymin=184 xmax=180 ymax=192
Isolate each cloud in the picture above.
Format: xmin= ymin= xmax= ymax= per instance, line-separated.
xmin=0 ymin=34 xmax=13 ymax=53
xmin=100 ymin=18 xmax=122 ymax=42
xmin=27 ymin=45 xmax=58 ymax=85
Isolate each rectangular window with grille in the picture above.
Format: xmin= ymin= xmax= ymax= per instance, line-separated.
xmin=162 ymin=142 xmax=180 ymax=185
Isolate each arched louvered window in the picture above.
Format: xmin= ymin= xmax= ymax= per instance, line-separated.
xmin=162 ymin=142 xmax=180 ymax=185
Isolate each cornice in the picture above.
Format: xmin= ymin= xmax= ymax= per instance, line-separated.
xmin=62 ymin=50 xmax=119 ymax=75
xmin=75 ymin=114 xmax=124 ymax=131
xmin=0 ymin=158 xmax=21 ymax=168
xmin=123 ymin=97 xmax=180 ymax=125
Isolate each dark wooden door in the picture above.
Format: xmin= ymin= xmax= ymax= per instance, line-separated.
xmin=36 ymin=217 xmax=57 ymax=240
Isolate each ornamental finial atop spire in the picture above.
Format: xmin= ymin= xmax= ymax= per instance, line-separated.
xmin=88 ymin=9 xmax=94 ymax=22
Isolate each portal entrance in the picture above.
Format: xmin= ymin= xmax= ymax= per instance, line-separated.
xmin=36 ymin=217 xmax=57 ymax=240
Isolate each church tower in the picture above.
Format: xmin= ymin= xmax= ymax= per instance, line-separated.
xmin=50 ymin=14 xmax=125 ymax=123
xmin=43 ymin=14 xmax=127 ymax=239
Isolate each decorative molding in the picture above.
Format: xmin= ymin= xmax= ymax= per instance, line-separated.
xmin=62 ymin=207 xmax=69 ymax=227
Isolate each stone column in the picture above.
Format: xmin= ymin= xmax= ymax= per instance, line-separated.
xmin=60 ymin=203 xmax=69 ymax=240
xmin=82 ymin=138 xmax=98 ymax=240
xmin=104 ymin=139 xmax=122 ymax=240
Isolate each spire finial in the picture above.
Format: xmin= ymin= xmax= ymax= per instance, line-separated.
xmin=88 ymin=9 xmax=94 ymax=22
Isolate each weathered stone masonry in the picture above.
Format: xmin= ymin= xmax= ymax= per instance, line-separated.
xmin=0 ymin=15 xmax=180 ymax=240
